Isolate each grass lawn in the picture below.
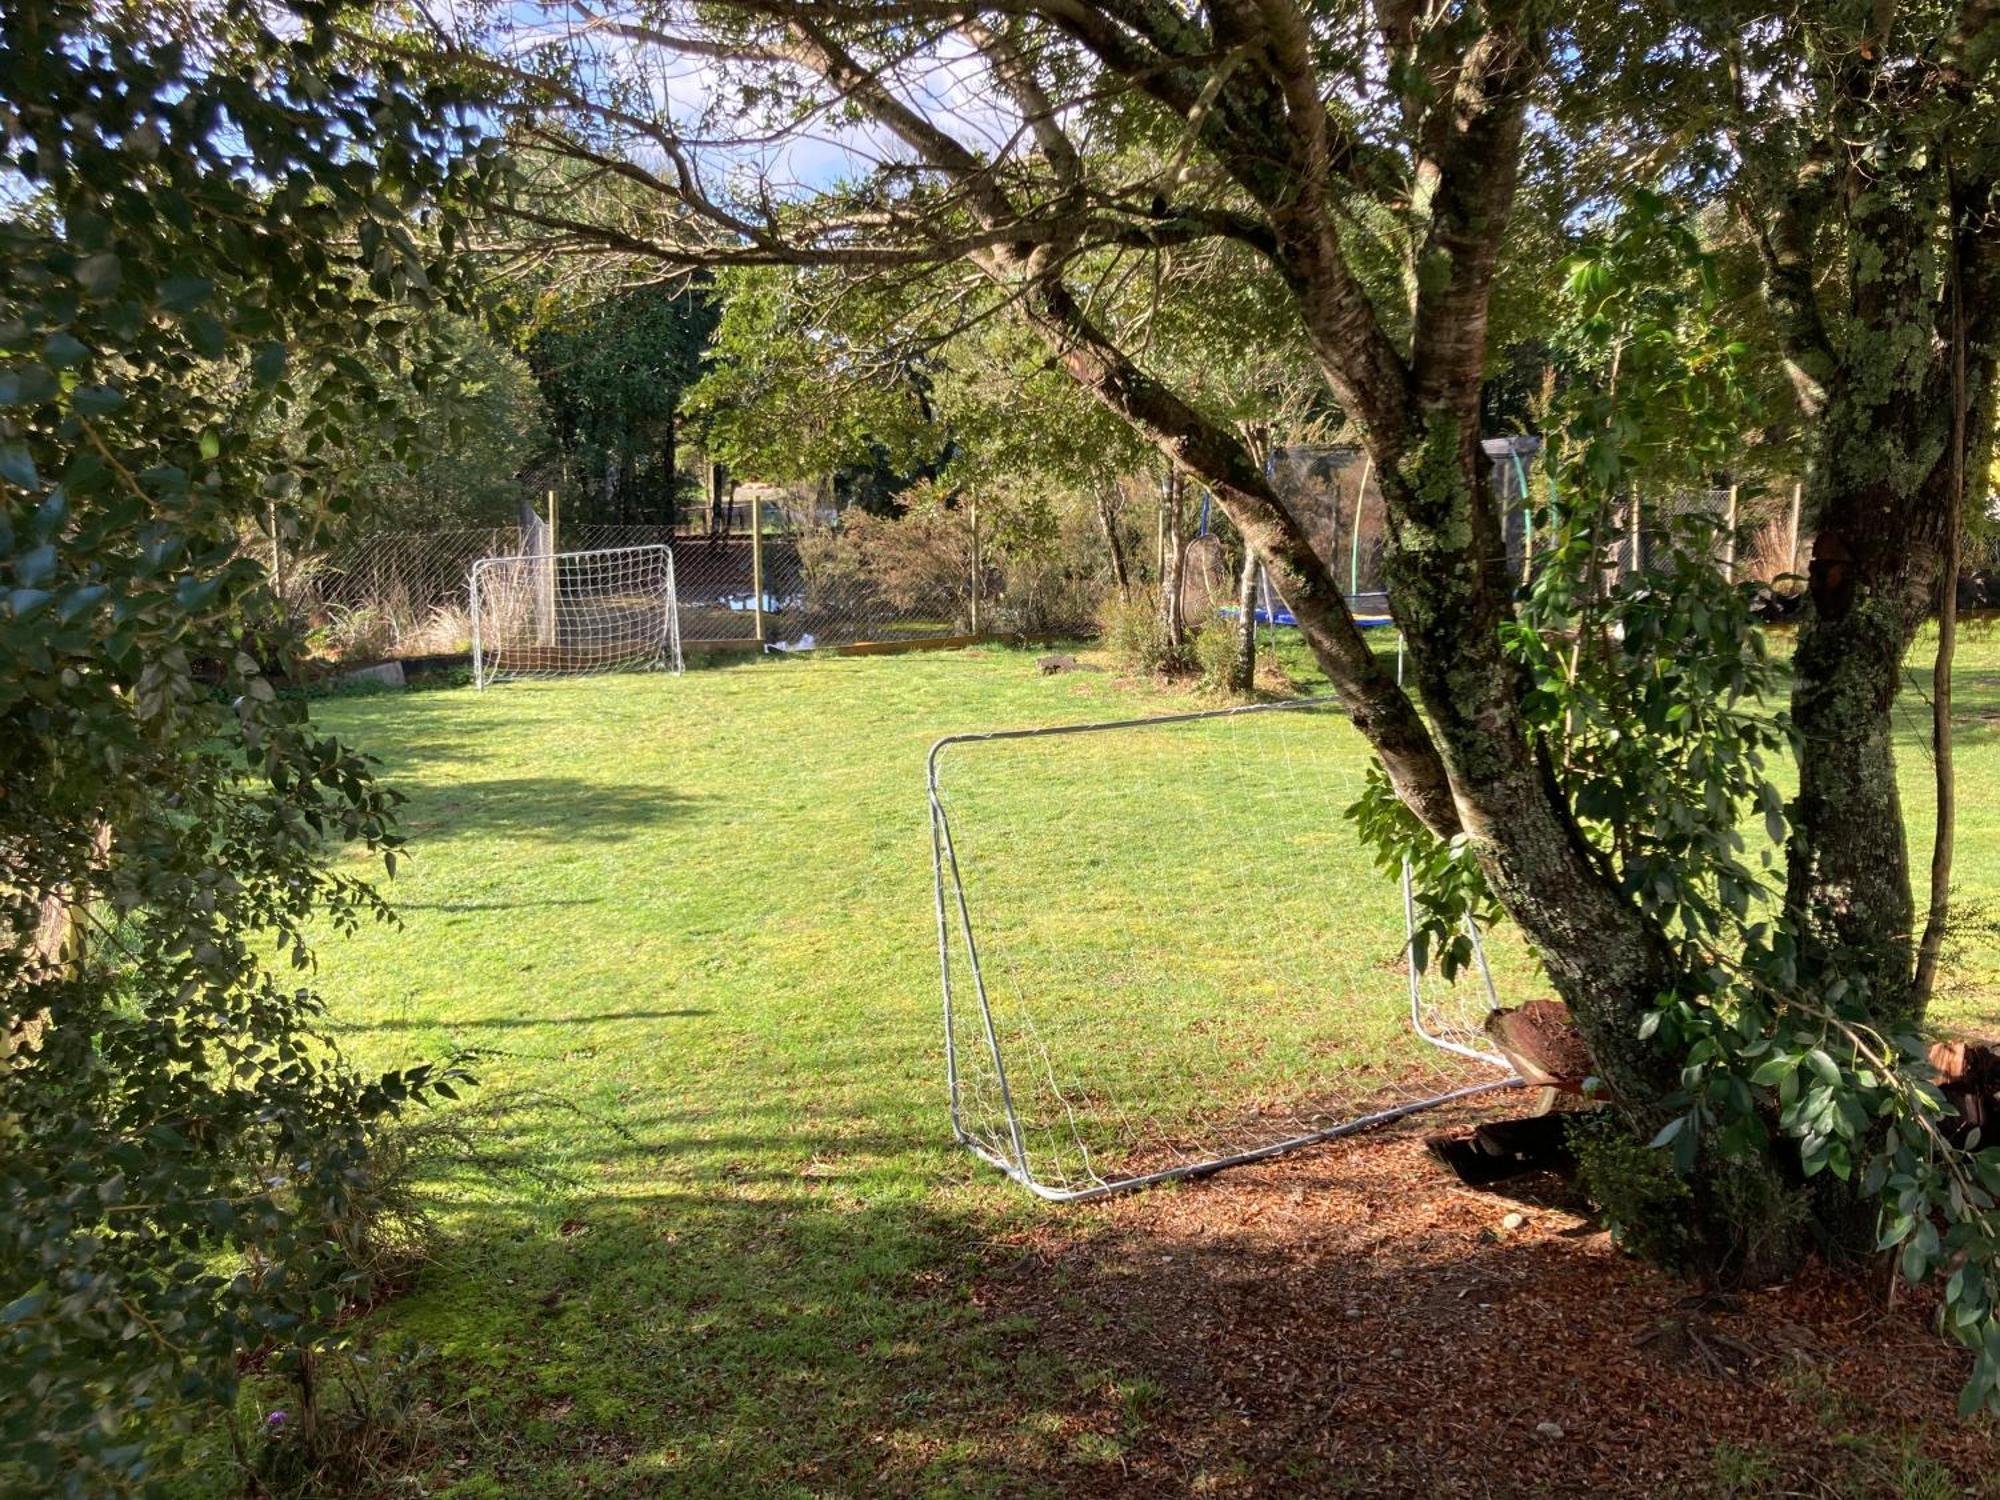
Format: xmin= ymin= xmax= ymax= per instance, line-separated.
xmin=191 ymin=630 xmax=2000 ymax=1496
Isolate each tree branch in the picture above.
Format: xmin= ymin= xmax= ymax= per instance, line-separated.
xmin=1022 ymin=277 xmax=1461 ymax=836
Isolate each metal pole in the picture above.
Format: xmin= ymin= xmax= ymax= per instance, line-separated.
xmin=1508 ymin=449 xmax=1533 ymax=587
xmin=541 ymin=487 xmax=558 ymax=649
xmin=1722 ymin=482 xmax=1740 ymax=582
xmin=1349 ymin=452 xmax=1373 ymax=600
xmin=470 ymin=563 xmax=485 ymax=689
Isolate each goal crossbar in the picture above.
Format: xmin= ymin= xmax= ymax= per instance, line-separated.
xmin=928 ymin=697 xmax=1522 ymax=1203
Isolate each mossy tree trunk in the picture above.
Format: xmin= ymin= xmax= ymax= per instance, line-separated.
xmin=1230 ymin=544 xmax=1258 ymax=693
xmin=1739 ymin=38 xmax=2000 ymax=1028
xmin=1159 ymin=467 xmax=1187 ymax=656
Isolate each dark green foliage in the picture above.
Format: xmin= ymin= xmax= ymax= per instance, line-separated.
xmin=515 ymin=283 xmax=716 ymax=524
xmin=333 ymin=315 xmax=549 ymax=531
xmin=0 ymin=3 xmax=486 ymax=1489
xmin=1567 ymin=1112 xmax=1695 ymax=1267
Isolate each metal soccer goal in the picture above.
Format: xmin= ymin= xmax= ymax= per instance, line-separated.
xmin=469 ymin=543 xmax=684 ymax=689
xmin=928 ymin=697 xmax=1523 ymax=1201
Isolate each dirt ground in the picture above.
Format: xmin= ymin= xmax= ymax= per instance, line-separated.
xmin=971 ymin=1102 xmax=2000 ymax=1498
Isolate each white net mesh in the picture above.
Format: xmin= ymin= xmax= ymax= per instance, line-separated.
xmin=929 ymin=698 xmax=1525 ymax=1201
xmin=470 ymin=544 xmax=683 ymax=688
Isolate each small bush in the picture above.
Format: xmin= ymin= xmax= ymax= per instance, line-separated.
xmin=1192 ymin=611 xmax=1253 ymax=696
xmin=314 ymin=602 xmax=398 ymax=663
xmin=1097 ymin=594 xmax=1197 ymax=677
xmin=1567 ymin=1111 xmax=1694 ymax=1268
xmin=399 ymin=602 xmax=472 ymax=657
xmin=997 ymin=550 xmax=1100 ymax=635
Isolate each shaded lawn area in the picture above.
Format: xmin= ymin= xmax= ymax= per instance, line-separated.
xmin=188 ymin=632 xmax=2000 ymax=1496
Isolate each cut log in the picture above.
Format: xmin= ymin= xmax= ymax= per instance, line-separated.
xmin=1483 ymin=999 xmax=1593 ymax=1093
xmin=1928 ymin=1038 xmax=2000 ymax=1142
xmin=1037 ymin=653 xmax=1096 ymax=675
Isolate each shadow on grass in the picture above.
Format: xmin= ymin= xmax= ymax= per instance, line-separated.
xmin=240 ymin=1068 xmax=1992 ymax=1500
xmin=397 ymin=777 xmax=708 ymax=846
xmin=399 ymin=897 xmax=607 ymax=913
xmin=327 ymin=1162 xmax=1072 ymax=1497
xmin=332 ymin=1008 xmax=713 ymax=1033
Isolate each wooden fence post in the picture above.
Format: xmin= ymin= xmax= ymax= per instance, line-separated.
xmin=750 ymin=489 xmax=765 ymax=644
xmin=970 ymin=497 xmax=982 ymax=637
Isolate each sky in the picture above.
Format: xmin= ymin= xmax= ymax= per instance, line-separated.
xmin=484 ymin=2 xmax=1031 ymax=202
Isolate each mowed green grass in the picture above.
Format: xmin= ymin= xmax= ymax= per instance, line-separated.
xmin=217 ymin=631 xmax=2000 ymax=1495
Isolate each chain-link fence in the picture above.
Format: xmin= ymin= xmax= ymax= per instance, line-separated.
xmin=280 ymin=454 xmax=1806 ymax=667
xmin=1272 ymin=442 xmax=1807 ymax=603
xmin=289 ymin=505 xmax=1095 ymax=664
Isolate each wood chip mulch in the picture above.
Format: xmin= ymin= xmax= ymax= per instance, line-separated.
xmin=967 ymin=1102 xmax=2000 ymax=1498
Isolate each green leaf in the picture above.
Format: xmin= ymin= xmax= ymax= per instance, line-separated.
xmin=159 ymin=275 xmax=213 ymax=313
xmin=15 ymin=543 xmax=56 ymax=586
xmin=43 ymin=331 xmax=89 ymax=367
xmin=185 ymin=313 xmax=228 ymax=359
xmin=1748 ymin=1055 xmax=1793 ymax=1087
xmin=0 ymin=442 xmax=40 ymax=490
xmin=76 ymin=250 xmax=123 ymax=297
xmin=1903 ymin=1238 xmax=1931 ymax=1284
xmin=74 ymin=384 xmax=126 ymax=416
xmin=0 ymin=1290 xmax=48 ymax=1324
xmin=252 ymin=341 xmax=289 ymax=386
xmin=0 ymin=364 xmax=58 ymax=407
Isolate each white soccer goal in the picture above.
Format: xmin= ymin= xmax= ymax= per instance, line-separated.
xmin=469 ymin=543 xmax=683 ymax=689
xmin=928 ymin=698 xmax=1523 ymax=1201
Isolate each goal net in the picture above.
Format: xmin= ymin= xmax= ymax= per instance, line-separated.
xmin=928 ymin=698 xmax=1524 ymax=1200
xmin=470 ymin=544 xmax=683 ymax=689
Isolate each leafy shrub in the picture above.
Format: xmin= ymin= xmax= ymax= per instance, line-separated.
xmin=0 ymin=6 xmax=487 ymax=1491
xmin=1097 ymin=594 xmax=1174 ymax=675
xmin=843 ymin=507 xmax=975 ymax=628
xmin=1192 ymin=610 xmax=1252 ymax=696
xmin=1567 ymin=1112 xmax=1695 ymax=1268
xmin=314 ymin=602 xmax=400 ymax=663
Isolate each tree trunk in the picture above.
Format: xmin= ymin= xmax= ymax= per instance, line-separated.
xmin=1159 ymin=468 xmax=1186 ymax=655
xmin=1024 ymin=282 xmax=1459 ymax=839
xmin=1786 ymin=452 xmax=1956 ymax=1022
xmin=1229 ymin=543 xmax=1257 ymax=694
xmin=662 ymin=411 xmax=678 ymax=528
xmin=1096 ymin=490 xmax=1130 ymax=604
xmin=706 ymin=460 xmax=727 ymax=542
xmin=1782 ymin=166 xmax=2000 ymax=1025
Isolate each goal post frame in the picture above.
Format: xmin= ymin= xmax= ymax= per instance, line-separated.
xmin=469 ymin=542 xmax=684 ymax=689
xmin=926 ymin=697 xmax=1522 ymax=1203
